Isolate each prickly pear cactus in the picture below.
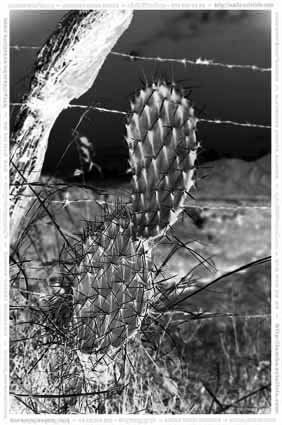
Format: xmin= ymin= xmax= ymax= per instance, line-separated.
xmin=126 ymin=80 xmax=198 ymax=240
xmin=72 ymin=81 xmax=198 ymax=362
xmin=73 ymin=203 xmax=152 ymax=362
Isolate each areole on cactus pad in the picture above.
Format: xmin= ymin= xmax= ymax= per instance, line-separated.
xmin=72 ymin=80 xmax=199 ymax=361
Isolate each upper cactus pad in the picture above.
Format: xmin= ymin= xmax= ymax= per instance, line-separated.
xmin=125 ymin=81 xmax=198 ymax=240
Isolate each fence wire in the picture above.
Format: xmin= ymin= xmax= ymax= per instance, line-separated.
xmin=10 ymin=45 xmax=271 ymax=73
xmin=10 ymin=102 xmax=271 ymax=129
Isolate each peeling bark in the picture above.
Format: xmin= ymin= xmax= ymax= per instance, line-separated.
xmin=10 ymin=9 xmax=133 ymax=247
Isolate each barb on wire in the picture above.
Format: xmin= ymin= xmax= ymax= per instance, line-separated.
xmin=10 ymin=102 xmax=271 ymax=129
xmin=10 ymin=45 xmax=271 ymax=73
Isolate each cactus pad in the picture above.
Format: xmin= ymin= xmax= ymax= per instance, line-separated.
xmin=73 ymin=204 xmax=152 ymax=358
xmin=126 ymin=80 xmax=198 ymax=240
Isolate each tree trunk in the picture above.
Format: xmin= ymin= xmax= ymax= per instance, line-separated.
xmin=10 ymin=9 xmax=133 ymax=248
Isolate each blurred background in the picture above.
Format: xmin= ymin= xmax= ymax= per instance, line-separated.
xmin=10 ymin=9 xmax=271 ymax=177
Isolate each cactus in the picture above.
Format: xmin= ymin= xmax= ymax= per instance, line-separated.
xmin=73 ymin=203 xmax=152 ymax=362
xmin=126 ymin=80 xmax=198 ymax=240
xmin=72 ymin=80 xmax=198 ymax=362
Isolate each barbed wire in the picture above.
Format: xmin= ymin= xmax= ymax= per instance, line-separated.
xmin=25 ymin=195 xmax=270 ymax=211
xmin=66 ymin=103 xmax=128 ymax=116
xmin=111 ymin=51 xmax=271 ymax=73
xmin=10 ymin=45 xmax=271 ymax=73
xmin=197 ymin=118 xmax=271 ymax=129
xmin=161 ymin=311 xmax=271 ymax=320
xmin=10 ymin=102 xmax=271 ymax=129
xmin=10 ymin=45 xmax=39 ymax=50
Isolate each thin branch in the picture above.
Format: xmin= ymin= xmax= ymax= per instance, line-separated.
xmin=216 ymin=383 xmax=271 ymax=413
